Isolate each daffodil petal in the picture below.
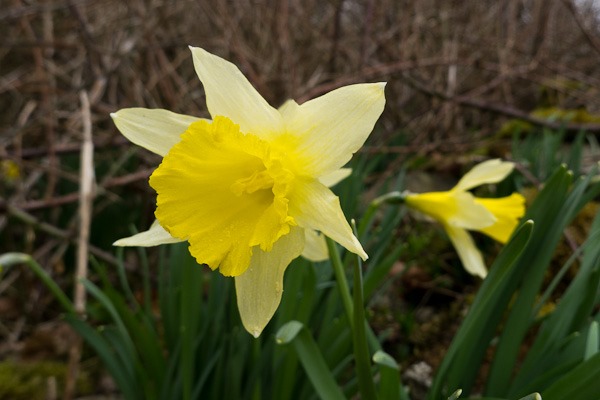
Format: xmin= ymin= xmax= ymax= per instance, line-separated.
xmin=278 ymin=99 xmax=299 ymax=120
xmin=189 ymin=46 xmax=283 ymax=137
xmin=111 ymin=108 xmax=201 ymax=156
xmin=448 ymin=191 xmax=497 ymax=229
xmin=150 ymin=117 xmax=295 ymax=277
xmin=319 ymin=168 xmax=352 ymax=187
xmin=406 ymin=191 xmax=495 ymax=230
xmin=235 ymin=227 xmax=305 ymax=337
xmin=113 ymin=220 xmax=184 ymax=247
xmin=301 ymin=229 xmax=329 ymax=262
xmin=444 ymin=224 xmax=487 ymax=278
xmin=475 ymin=193 xmax=526 ymax=243
xmin=283 ymin=83 xmax=386 ymax=176
xmin=454 ymin=159 xmax=515 ymax=191
xmin=289 ymin=179 xmax=367 ymax=260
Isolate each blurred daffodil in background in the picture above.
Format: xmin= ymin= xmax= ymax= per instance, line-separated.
xmin=1 ymin=159 xmax=20 ymax=184
xmin=111 ymin=46 xmax=386 ymax=337
xmin=405 ymin=159 xmax=525 ymax=278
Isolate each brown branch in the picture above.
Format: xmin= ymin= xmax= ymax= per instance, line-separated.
xmin=456 ymin=96 xmax=600 ymax=134
xmin=18 ymin=136 xmax=129 ymax=159
xmin=298 ymin=57 xmax=454 ymax=102
xmin=10 ymin=169 xmax=151 ymax=211
xmin=404 ymin=75 xmax=600 ymax=134
xmin=2 ymin=203 xmax=122 ymax=267
xmin=329 ymin=0 xmax=345 ymax=74
xmin=561 ymin=0 xmax=600 ymax=57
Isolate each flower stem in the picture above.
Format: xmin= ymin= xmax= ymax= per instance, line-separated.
xmin=326 ymin=237 xmax=354 ymax=327
xmin=352 ymin=248 xmax=378 ymax=400
xmin=358 ymin=191 xmax=406 ymax=238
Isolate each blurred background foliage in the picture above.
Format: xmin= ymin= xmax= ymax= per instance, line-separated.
xmin=1 ymin=0 xmax=600 ymax=398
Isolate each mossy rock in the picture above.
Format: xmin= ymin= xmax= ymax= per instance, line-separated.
xmin=0 ymin=360 xmax=91 ymax=400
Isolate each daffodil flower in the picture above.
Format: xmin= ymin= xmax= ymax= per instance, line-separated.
xmin=405 ymin=159 xmax=525 ymax=278
xmin=111 ymin=46 xmax=386 ymax=336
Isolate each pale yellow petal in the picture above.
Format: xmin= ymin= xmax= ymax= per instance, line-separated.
xmin=113 ymin=220 xmax=184 ymax=247
xmin=301 ymin=229 xmax=328 ymax=262
xmin=235 ymin=227 xmax=305 ymax=337
xmin=278 ymin=99 xmax=300 ymax=120
xmin=111 ymin=108 xmax=200 ymax=156
xmin=444 ymin=224 xmax=487 ymax=278
xmin=447 ymin=191 xmax=497 ymax=230
xmin=283 ymin=83 xmax=386 ymax=176
xmin=454 ymin=159 xmax=515 ymax=191
xmin=289 ymin=178 xmax=367 ymax=260
xmin=475 ymin=193 xmax=526 ymax=243
xmin=406 ymin=191 xmax=495 ymax=230
xmin=319 ymin=168 xmax=352 ymax=187
xmin=189 ymin=46 xmax=283 ymax=137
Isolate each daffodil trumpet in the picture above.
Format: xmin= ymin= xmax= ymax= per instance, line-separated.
xmin=404 ymin=159 xmax=526 ymax=278
xmin=111 ymin=46 xmax=386 ymax=337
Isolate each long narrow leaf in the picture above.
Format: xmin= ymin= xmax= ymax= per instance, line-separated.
xmin=65 ymin=315 xmax=140 ymax=400
xmin=428 ymin=219 xmax=534 ymax=399
xmin=509 ymin=200 xmax=600 ymax=396
xmin=541 ymin=352 xmax=600 ymax=400
xmin=276 ymin=321 xmax=346 ymax=400
xmin=485 ymin=166 xmax=577 ymax=395
xmin=373 ymin=350 xmax=405 ymax=400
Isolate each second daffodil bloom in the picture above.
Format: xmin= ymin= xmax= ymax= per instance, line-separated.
xmin=111 ymin=46 xmax=386 ymax=337
xmin=405 ymin=159 xmax=525 ymax=278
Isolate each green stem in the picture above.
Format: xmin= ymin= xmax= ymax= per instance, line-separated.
xmin=326 ymin=236 xmax=382 ymax=352
xmin=353 ymin=251 xmax=378 ymax=400
xmin=0 ymin=253 xmax=76 ymax=314
xmin=326 ymin=237 xmax=354 ymax=327
xmin=357 ymin=191 xmax=406 ymax=238
xmin=180 ymin=258 xmax=194 ymax=400
xmin=252 ymin=335 xmax=262 ymax=400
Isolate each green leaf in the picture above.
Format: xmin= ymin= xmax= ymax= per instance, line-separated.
xmin=584 ymin=321 xmax=599 ymax=361
xmin=276 ymin=321 xmax=346 ymax=400
xmin=447 ymin=389 xmax=462 ymax=400
xmin=372 ymin=350 xmax=399 ymax=370
xmin=373 ymin=350 xmax=407 ymax=400
xmin=486 ymin=166 xmax=582 ymax=396
xmin=509 ymin=193 xmax=600 ymax=396
xmin=105 ymin=287 xmax=165 ymax=389
xmin=65 ymin=315 xmax=140 ymax=400
xmin=428 ymin=219 xmax=534 ymax=399
xmin=517 ymin=394 xmax=542 ymax=400
xmin=542 ymin=353 xmax=600 ymax=400
xmin=276 ymin=321 xmax=304 ymax=344
xmin=82 ymin=279 xmax=136 ymax=357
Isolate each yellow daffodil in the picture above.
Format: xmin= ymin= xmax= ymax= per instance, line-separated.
xmin=405 ymin=159 xmax=525 ymax=278
xmin=111 ymin=46 xmax=386 ymax=336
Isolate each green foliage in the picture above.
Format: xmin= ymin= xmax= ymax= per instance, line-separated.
xmin=0 ymin=184 xmax=405 ymax=400
xmin=510 ymin=128 xmax=589 ymax=181
xmin=2 ymin=129 xmax=600 ymax=400
xmin=427 ymin=163 xmax=600 ymax=400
